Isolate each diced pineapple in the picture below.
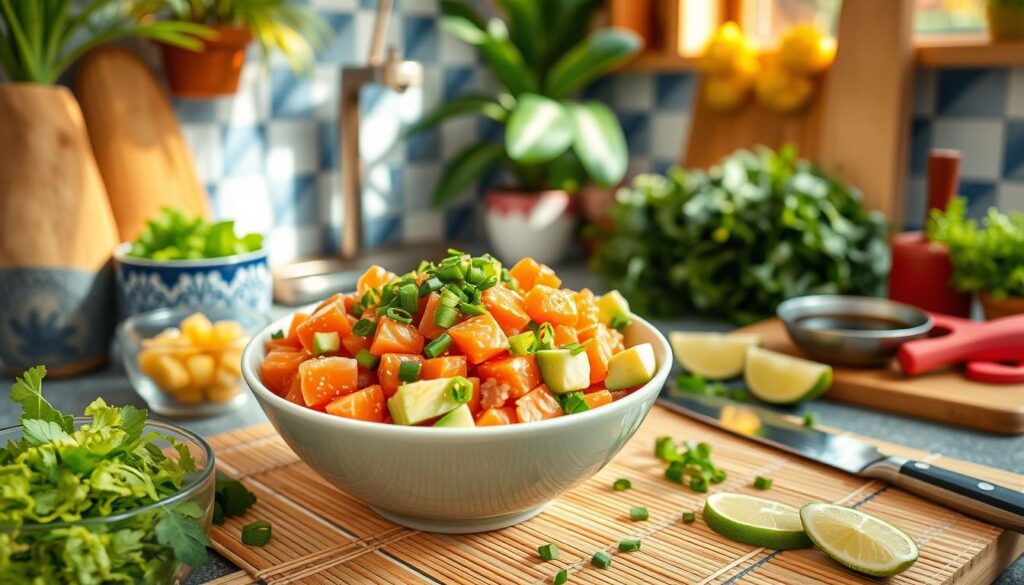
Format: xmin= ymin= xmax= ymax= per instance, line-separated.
xmin=212 ymin=320 xmax=244 ymax=346
xmin=185 ymin=354 xmax=216 ymax=388
xmin=173 ymin=386 xmax=205 ymax=404
xmin=206 ymin=383 xmax=239 ymax=404
xmin=142 ymin=327 xmax=182 ymax=349
xmin=138 ymin=349 xmax=162 ymax=377
xmin=219 ymin=348 xmax=243 ymax=376
xmin=181 ymin=313 xmax=214 ymax=345
xmin=152 ymin=355 xmax=190 ymax=392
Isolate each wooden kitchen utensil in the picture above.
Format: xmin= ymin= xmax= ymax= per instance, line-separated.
xmin=75 ymin=45 xmax=211 ymax=242
xmin=0 ymin=84 xmax=119 ymax=377
xmin=203 ymin=408 xmax=1024 ymax=584
xmin=735 ymin=318 xmax=1024 ymax=434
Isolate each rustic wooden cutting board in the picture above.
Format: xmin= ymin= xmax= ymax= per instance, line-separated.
xmin=735 ymin=318 xmax=1024 ymax=435
xmin=202 ymin=406 xmax=1023 ymax=584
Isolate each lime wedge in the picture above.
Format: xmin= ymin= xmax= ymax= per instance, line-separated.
xmin=669 ymin=332 xmax=761 ymax=380
xmin=744 ymin=346 xmax=832 ymax=404
xmin=800 ymin=503 xmax=918 ymax=577
xmin=703 ymin=493 xmax=812 ymax=550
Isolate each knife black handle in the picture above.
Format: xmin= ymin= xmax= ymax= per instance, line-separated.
xmin=864 ymin=457 xmax=1024 ymax=533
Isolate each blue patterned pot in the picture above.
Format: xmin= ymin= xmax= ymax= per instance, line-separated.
xmin=0 ymin=266 xmax=115 ymax=377
xmin=114 ymin=244 xmax=272 ymax=318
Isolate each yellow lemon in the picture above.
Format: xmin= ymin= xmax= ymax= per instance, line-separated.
xmin=704 ymin=72 xmax=754 ymax=112
xmin=755 ymin=64 xmax=814 ymax=113
xmin=779 ymin=24 xmax=836 ymax=74
xmin=700 ymin=21 xmax=757 ymax=75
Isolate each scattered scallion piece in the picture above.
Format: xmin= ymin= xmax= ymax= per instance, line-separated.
xmin=613 ymin=478 xmax=631 ymax=492
xmin=803 ymin=412 xmax=818 ymax=428
xmin=382 ymin=307 xmax=413 ymax=324
xmin=690 ymin=477 xmax=709 ymax=493
xmin=563 ymin=342 xmax=586 ymax=356
xmin=458 ymin=302 xmax=487 ymax=315
xmin=424 ymin=333 xmax=452 ymax=358
xmin=352 ymin=318 xmax=377 ymax=337
xmin=270 ymin=329 xmax=284 ymax=340
xmin=509 ymin=331 xmax=538 ymax=355
xmin=630 ymin=506 xmax=649 ymax=521
xmin=618 ymin=538 xmax=641 ymax=552
xmin=448 ymin=377 xmax=473 ymax=404
xmin=536 ymin=323 xmax=555 ymax=350
xmin=656 ymin=437 xmax=726 ymax=492
xmin=419 ymin=276 xmax=443 ymax=297
xmin=398 ymin=361 xmax=421 ymax=384
xmin=591 ymin=551 xmax=612 ymax=569
xmin=356 ymin=349 xmax=380 ymax=370
xmin=538 ymin=543 xmax=559 ymax=561
xmin=398 ymin=283 xmax=419 ymax=314
xmin=609 ymin=314 xmax=630 ymax=332
xmin=753 ymin=476 xmax=773 ymax=490
xmin=681 ymin=511 xmax=696 ymax=523
xmin=655 ymin=436 xmax=677 ymax=461
xmin=434 ymin=305 xmax=459 ymax=328
xmin=241 ymin=520 xmax=272 ymax=547
xmin=553 ymin=569 xmax=568 ymax=585
xmin=558 ymin=392 xmax=589 ymax=415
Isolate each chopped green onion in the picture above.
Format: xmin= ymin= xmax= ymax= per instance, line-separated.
xmin=419 ymin=276 xmax=443 ymax=297
xmin=477 ymin=276 xmax=498 ymax=290
xmin=270 ymin=329 xmax=284 ymax=340
xmin=690 ymin=477 xmax=709 ymax=493
xmin=447 ymin=248 xmax=465 ymax=256
xmin=439 ymin=287 xmax=461 ymax=308
xmin=711 ymin=468 xmax=727 ymax=484
xmin=509 ymin=331 xmax=538 ymax=355
xmin=361 ymin=288 xmax=380 ymax=307
xmin=538 ymin=543 xmax=559 ymax=561
xmin=241 ymin=520 xmax=272 ymax=546
xmin=465 ymin=266 xmax=485 ymax=285
xmin=563 ymin=342 xmax=586 ymax=356
xmin=753 ymin=476 xmax=773 ymax=490
xmin=559 ymin=392 xmax=589 ymax=415
xmin=664 ymin=462 xmax=684 ymax=485
xmin=356 ymin=349 xmax=380 ymax=370
xmin=681 ymin=511 xmax=696 ymax=523
xmin=609 ymin=314 xmax=630 ymax=332
xmin=434 ymin=305 xmax=459 ymax=328
xmin=435 ymin=261 xmax=464 ymax=281
xmin=312 ymin=331 xmax=340 ymax=356
xmin=613 ymin=478 xmax=631 ymax=491
xmin=352 ymin=319 xmax=377 ymax=337
xmin=379 ymin=283 xmax=398 ymax=305
xmin=398 ymin=284 xmax=419 ymax=314
xmin=465 ymin=286 xmax=481 ymax=304
xmin=536 ymin=323 xmax=555 ymax=350
xmin=448 ymin=377 xmax=473 ymax=404
xmin=398 ymin=361 xmax=421 ymax=384
xmin=591 ymin=552 xmax=612 ymax=569
xmin=803 ymin=412 xmax=818 ymax=428
xmin=618 ymin=538 xmax=641 ymax=552
xmin=629 ymin=506 xmax=648 ymax=521
xmin=424 ymin=333 xmax=452 ymax=358
xmin=655 ymin=436 xmax=678 ymax=462
xmin=351 ymin=303 xmax=365 ymax=317
xmin=382 ymin=307 xmax=413 ymax=324
xmin=553 ymin=569 xmax=568 ymax=585
xmin=458 ymin=302 xmax=486 ymax=315
xmin=416 ymin=259 xmax=432 ymax=273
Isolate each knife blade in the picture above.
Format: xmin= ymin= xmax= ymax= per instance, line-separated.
xmin=658 ymin=392 xmax=1024 ymax=533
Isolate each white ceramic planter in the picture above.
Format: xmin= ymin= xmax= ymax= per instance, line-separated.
xmin=484 ymin=189 xmax=575 ymax=266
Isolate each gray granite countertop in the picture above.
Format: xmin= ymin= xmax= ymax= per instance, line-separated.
xmin=6 ymin=267 xmax=1021 ymax=584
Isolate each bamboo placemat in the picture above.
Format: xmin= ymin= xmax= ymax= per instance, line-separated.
xmin=205 ymin=406 xmax=1024 ymax=584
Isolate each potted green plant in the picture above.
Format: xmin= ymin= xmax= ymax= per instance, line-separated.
xmin=927 ymin=198 xmax=1024 ymax=319
xmin=987 ymin=0 xmax=1024 ymax=40
xmin=133 ymin=0 xmax=328 ymax=98
xmin=405 ymin=0 xmax=641 ymax=265
xmin=0 ymin=1 xmax=208 ymax=376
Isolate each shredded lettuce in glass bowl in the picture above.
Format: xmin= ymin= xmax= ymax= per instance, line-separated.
xmin=0 ymin=367 xmax=215 ymax=584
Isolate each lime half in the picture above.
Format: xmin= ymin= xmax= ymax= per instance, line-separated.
xmin=744 ymin=346 xmax=832 ymax=404
xmin=800 ymin=503 xmax=918 ymax=577
xmin=669 ymin=332 xmax=761 ymax=380
xmin=703 ymin=493 xmax=812 ymax=550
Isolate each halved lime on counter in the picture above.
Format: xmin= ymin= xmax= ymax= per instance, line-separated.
xmin=800 ymin=503 xmax=918 ymax=577
xmin=744 ymin=346 xmax=832 ymax=404
xmin=703 ymin=493 xmax=812 ymax=550
xmin=669 ymin=332 xmax=761 ymax=380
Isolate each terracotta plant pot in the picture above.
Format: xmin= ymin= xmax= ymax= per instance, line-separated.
xmin=978 ymin=292 xmax=1024 ymax=320
xmin=160 ymin=25 xmax=252 ymax=98
xmin=988 ymin=3 xmax=1024 ymax=40
xmin=484 ymin=189 xmax=576 ymax=266
xmin=0 ymin=84 xmax=120 ymax=377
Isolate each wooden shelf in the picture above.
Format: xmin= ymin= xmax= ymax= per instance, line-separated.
xmin=622 ymin=52 xmax=701 ymax=72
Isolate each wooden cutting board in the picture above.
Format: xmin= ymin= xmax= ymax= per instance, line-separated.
xmin=203 ymin=406 xmax=1023 ymax=584
xmin=735 ymin=318 xmax=1024 ymax=435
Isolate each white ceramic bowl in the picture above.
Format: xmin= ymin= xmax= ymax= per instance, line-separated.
xmin=241 ymin=309 xmax=672 ymax=534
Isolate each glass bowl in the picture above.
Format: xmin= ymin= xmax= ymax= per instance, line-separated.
xmin=119 ymin=306 xmax=269 ymax=418
xmin=0 ymin=419 xmax=216 ymax=583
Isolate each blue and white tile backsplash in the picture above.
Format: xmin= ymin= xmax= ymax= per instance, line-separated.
xmin=163 ymin=0 xmax=1024 ymax=262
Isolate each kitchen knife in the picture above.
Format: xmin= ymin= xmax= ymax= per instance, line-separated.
xmin=658 ymin=393 xmax=1024 ymax=532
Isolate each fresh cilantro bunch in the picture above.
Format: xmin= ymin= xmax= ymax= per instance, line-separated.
xmin=128 ymin=207 xmax=263 ymax=261
xmin=590 ymin=146 xmax=890 ymax=324
xmin=0 ymin=367 xmax=211 ymax=584
xmin=927 ymin=197 xmax=1024 ymax=298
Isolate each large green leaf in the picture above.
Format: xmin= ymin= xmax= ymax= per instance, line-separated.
xmin=495 ymin=0 xmax=543 ymax=65
xmin=544 ymin=29 xmax=641 ymax=99
xmin=439 ymin=0 xmax=486 ymax=29
xmin=403 ymin=94 xmax=507 ymax=137
xmin=568 ymin=101 xmax=629 ymax=187
xmin=439 ymin=15 xmax=536 ymax=95
xmin=433 ymin=142 xmax=504 ymax=208
xmin=505 ymin=94 xmax=574 ymax=165
xmin=542 ymin=0 xmax=600 ymax=68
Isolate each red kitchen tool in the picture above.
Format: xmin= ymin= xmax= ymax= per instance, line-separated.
xmin=897 ymin=312 xmax=1024 ymax=383
xmin=888 ymin=149 xmax=972 ymax=317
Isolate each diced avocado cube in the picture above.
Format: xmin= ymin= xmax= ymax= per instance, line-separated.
xmin=388 ymin=377 xmax=462 ymax=425
xmin=434 ymin=404 xmax=475 ymax=428
xmin=312 ymin=331 xmax=340 ymax=356
xmin=597 ymin=290 xmax=632 ymax=328
xmin=605 ymin=343 xmax=657 ymax=390
xmin=536 ymin=349 xmax=590 ymax=394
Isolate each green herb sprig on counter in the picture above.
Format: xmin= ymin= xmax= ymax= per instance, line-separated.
xmin=128 ymin=207 xmax=263 ymax=260
xmin=0 ymin=366 xmax=211 ymax=583
xmin=656 ymin=436 xmax=727 ymax=493
xmin=591 ymin=146 xmax=890 ymax=324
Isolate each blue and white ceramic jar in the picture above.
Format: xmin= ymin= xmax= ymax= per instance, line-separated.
xmin=114 ymin=243 xmax=272 ymax=318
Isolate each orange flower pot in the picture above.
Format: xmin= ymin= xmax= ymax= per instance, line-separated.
xmin=160 ymin=25 xmax=253 ymax=98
